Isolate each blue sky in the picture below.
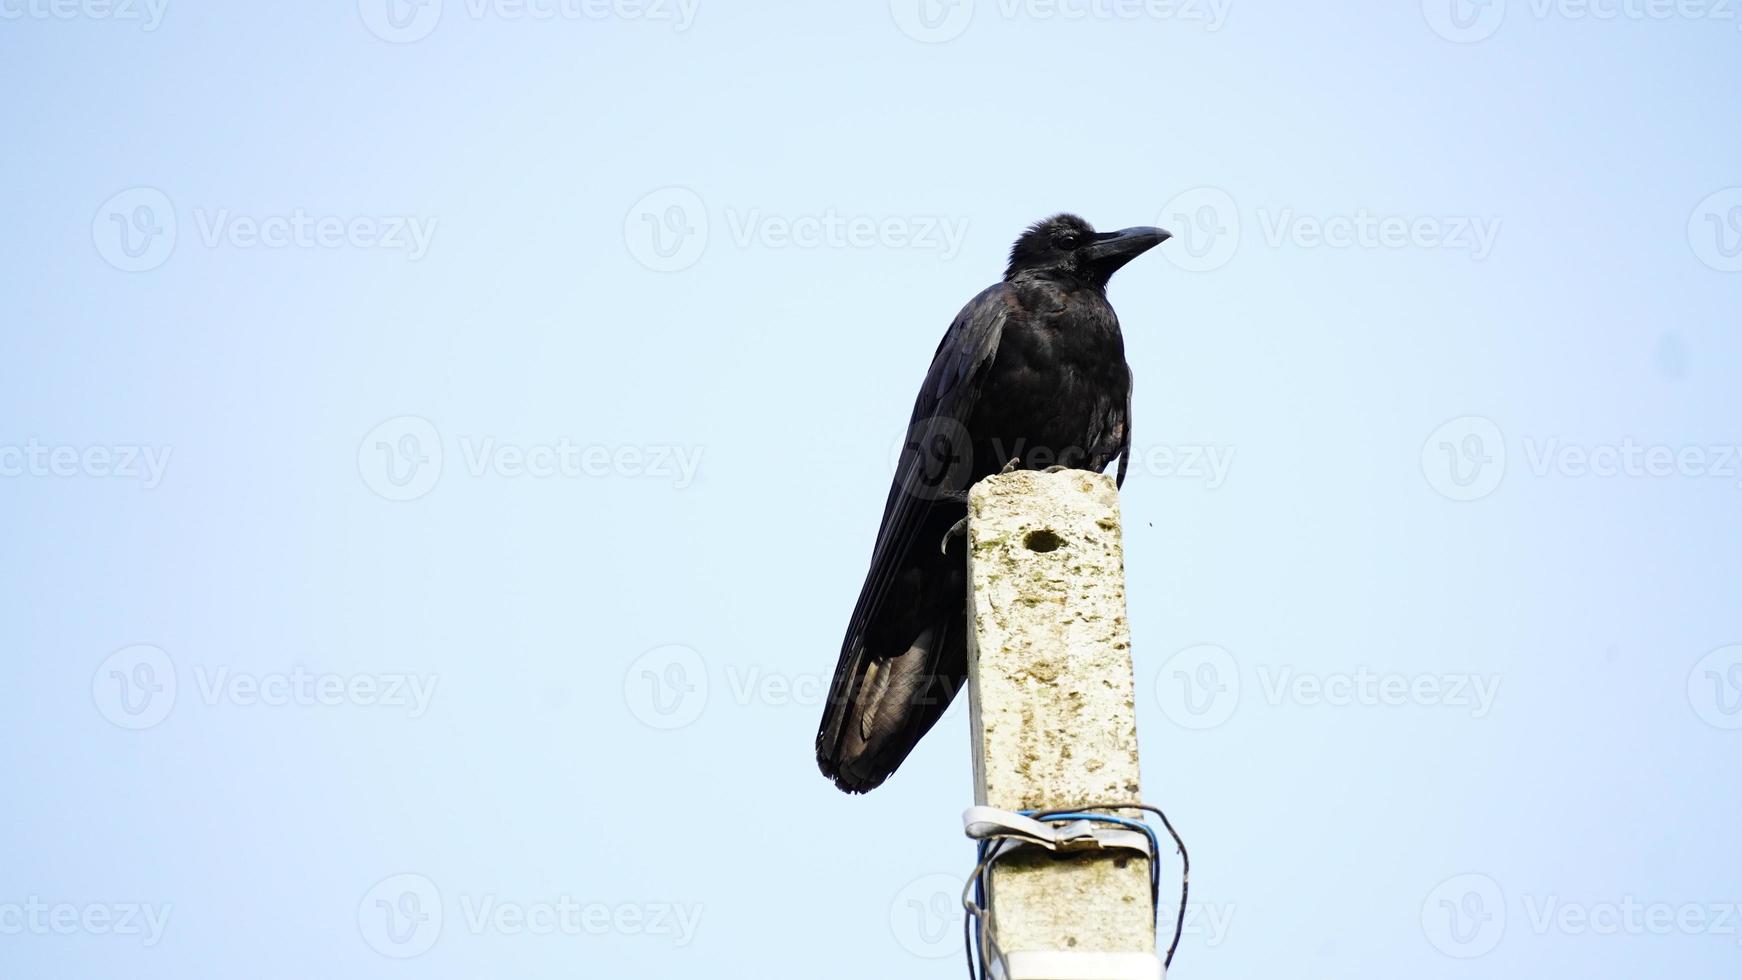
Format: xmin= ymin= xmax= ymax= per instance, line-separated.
xmin=2 ymin=1 xmax=1740 ymax=978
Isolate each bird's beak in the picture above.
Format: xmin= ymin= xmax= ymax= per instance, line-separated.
xmin=1082 ymin=226 xmax=1172 ymax=277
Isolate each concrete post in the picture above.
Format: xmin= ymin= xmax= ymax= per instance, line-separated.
xmin=965 ymin=469 xmax=1155 ymax=975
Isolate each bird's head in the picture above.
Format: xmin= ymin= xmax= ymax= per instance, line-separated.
xmin=1005 ymin=213 xmax=1171 ymax=287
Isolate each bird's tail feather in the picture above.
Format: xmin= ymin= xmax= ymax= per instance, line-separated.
xmin=816 ymin=622 xmax=963 ymax=793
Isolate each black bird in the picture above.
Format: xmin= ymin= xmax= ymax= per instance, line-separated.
xmin=816 ymin=213 xmax=1170 ymax=793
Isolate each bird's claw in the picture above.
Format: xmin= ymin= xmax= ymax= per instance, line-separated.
xmin=940 ymin=516 xmax=969 ymax=555
xmin=1043 ymin=465 xmax=1070 ymax=474
xmin=999 ymin=457 xmax=1021 ymax=475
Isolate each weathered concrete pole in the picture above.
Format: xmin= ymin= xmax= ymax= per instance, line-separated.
xmin=965 ymin=469 xmax=1156 ymax=976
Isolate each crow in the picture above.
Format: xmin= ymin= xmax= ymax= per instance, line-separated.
xmin=816 ymin=213 xmax=1170 ymax=793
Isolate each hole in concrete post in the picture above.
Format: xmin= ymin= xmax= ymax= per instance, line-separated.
xmin=1023 ymin=529 xmax=1063 ymax=553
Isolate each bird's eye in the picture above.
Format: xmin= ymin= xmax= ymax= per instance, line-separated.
xmin=1054 ymin=233 xmax=1081 ymax=250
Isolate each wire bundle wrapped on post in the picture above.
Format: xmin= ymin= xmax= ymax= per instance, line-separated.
xmin=961 ymin=803 xmax=1189 ymax=980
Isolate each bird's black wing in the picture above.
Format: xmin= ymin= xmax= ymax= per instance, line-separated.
xmin=816 ymin=284 xmax=1011 ymax=792
xmin=861 ymin=283 xmax=1012 ymax=601
xmin=1115 ymin=364 xmax=1133 ymax=488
